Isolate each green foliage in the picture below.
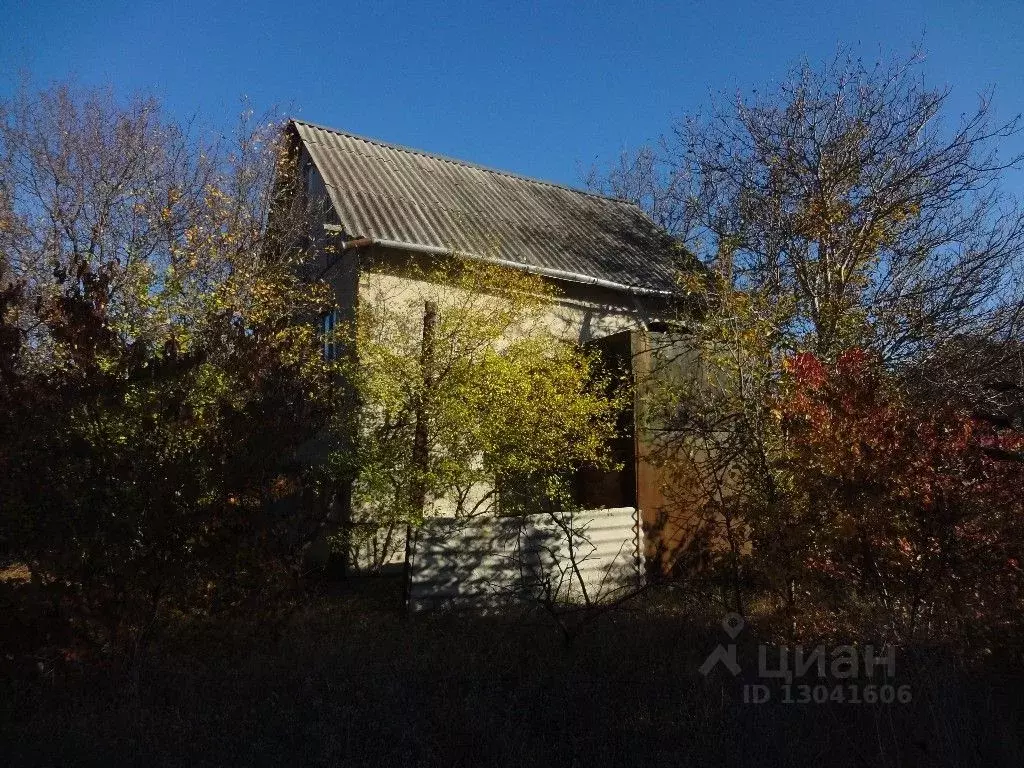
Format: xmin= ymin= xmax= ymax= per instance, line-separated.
xmin=333 ymin=258 xmax=623 ymax=567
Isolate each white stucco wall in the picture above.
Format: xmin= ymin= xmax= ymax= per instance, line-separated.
xmin=323 ymin=245 xmax=668 ymax=571
xmin=351 ymin=246 xmax=661 ymax=341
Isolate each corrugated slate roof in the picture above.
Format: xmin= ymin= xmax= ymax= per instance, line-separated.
xmin=291 ymin=120 xmax=679 ymax=294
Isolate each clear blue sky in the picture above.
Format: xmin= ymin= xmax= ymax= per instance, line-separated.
xmin=2 ymin=0 xmax=1023 ymax=190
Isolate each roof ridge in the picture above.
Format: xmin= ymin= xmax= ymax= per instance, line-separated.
xmin=289 ymin=118 xmax=633 ymax=206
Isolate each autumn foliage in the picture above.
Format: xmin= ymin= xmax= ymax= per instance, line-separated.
xmin=0 ymin=84 xmax=341 ymax=662
xmin=771 ymin=349 xmax=1024 ymax=647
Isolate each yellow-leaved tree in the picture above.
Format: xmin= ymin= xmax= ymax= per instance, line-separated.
xmin=330 ymin=258 xmax=624 ymax=570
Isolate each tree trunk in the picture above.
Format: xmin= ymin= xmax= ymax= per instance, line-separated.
xmin=410 ymin=300 xmax=437 ymax=515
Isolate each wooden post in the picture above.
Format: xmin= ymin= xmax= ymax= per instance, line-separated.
xmin=410 ymin=300 xmax=437 ymax=515
xmin=404 ymin=300 xmax=436 ymax=611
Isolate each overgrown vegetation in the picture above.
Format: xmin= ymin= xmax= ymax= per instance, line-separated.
xmin=0 ymin=83 xmax=342 ymax=660
xmin=3 ymin=581 xmax=1022 ymax=768
xmin=592 ymin=51 xmax=1024 ymax=654
xmin=332 ymin=258 xmax=622 ymax=569
xmin=3 ymin=46 xmax=1024 ymax=765
xmin=0 ymin=83 xmax=623 ymax=659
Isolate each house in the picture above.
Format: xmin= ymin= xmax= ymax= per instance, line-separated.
xmin=287 ymin=119 xmax=694 ymax=577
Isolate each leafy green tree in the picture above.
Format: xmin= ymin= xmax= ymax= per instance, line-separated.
xmin=332 ymin=258 xmax=623 ymax=569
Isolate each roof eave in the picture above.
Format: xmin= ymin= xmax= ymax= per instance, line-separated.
xmin=322 ymin=225 xmax=677 ymax=298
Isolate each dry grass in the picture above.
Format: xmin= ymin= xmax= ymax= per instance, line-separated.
xmin=0 ymin=564 xmax=30 ymax=583
xmin=1 ymin=576 xmax=1022 ymax=767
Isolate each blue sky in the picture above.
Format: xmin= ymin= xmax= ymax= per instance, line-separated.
xmin=2 ymin=0 xmax=1023 ymax=190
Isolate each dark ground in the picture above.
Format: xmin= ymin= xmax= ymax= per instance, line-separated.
xmin=2 ymin=575 xmax=1022 ymax=767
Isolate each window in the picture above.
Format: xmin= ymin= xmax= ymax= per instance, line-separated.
xmin=323 ymin=309 xmax=339 ymax=361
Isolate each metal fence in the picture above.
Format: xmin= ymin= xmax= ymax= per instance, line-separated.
xmin=406 ymin=507 xmax=644 ymax=612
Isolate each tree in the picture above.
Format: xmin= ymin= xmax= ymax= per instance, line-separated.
xmin=594 ymin=50 xmax=1024 ymax=645
xmin=590 ymin=50 xmax=1024 ymax=371
xmin=331 ymin=257 xmax=623 ymax=571
xmin=778 ymin=349 xmax=1024 ymax=646
xmin=0 ymin=82 xmax=339 ymax=657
